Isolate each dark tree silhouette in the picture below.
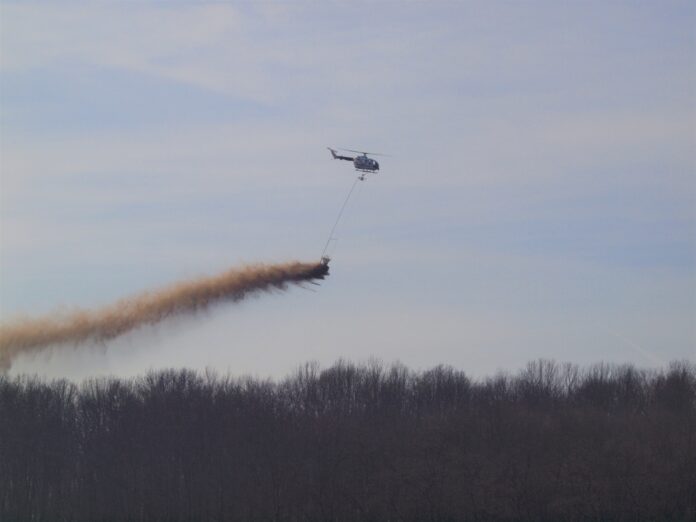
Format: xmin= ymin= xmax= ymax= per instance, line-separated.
xmin=1 ymin=359 xmax=694 ymax=521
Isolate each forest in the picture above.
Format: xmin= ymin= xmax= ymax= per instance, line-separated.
xmin=1 ymin=359 xmax=695 ymax=522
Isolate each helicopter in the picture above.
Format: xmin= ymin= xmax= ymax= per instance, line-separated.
xmin=327 ymin=147 xmax=384 ymax=179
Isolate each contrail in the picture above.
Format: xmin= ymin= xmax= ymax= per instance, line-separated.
xmin=0 ymin=261 xmax=329 ymax=371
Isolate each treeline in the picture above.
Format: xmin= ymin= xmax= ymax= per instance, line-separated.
xmin=1 ymin=360 xmax=695 ymax=522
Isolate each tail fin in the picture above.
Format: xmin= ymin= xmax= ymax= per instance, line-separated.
xmin=327 ymin=147 xmax=354 ymax=162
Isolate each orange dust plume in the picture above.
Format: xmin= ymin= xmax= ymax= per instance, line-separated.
xmin=0 ymin=261 xmax=329 ymax=371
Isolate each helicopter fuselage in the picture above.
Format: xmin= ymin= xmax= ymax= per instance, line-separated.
xmin=353 ymin=155 xmax=379 ymax=172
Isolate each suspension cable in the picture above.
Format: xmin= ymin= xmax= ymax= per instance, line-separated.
xmin=321 ymin=175 xmax=362 ymax=259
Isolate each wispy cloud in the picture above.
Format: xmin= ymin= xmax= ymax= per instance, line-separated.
xmin=1 ymin=1 xmax=693 ymax=375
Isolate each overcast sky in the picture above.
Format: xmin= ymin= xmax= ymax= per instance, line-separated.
xmin=1 ymin=1 xmax=694 ymax=380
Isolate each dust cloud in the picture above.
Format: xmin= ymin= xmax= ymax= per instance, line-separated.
xmin=0 ymin=261 xmax=329 ymax=371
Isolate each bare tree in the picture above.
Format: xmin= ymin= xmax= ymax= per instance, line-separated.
xmin=1 ymin=360 xmax=695 ymax=521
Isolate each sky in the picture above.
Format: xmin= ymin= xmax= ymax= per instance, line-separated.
xmin=1 ymin=1 xmax=694 ymax=380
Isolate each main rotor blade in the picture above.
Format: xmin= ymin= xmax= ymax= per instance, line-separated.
xmin=340 ymin=148 xmax=390 ymax=156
